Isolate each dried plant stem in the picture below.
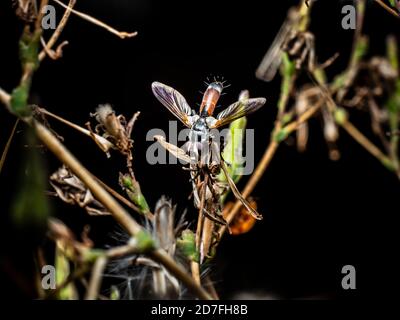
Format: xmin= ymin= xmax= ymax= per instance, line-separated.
xmin=204 ymin=275 xmax=219 ymax=300
xmin=192 ymin=175 xmax=209 ymax=286
xmin=219 ymin=99 xmax=323 ymax=239
xmin=35 ymin=107 xmax=114 ymax=152
xmin=150 ymin=249 xmax=211 ymax=300
xmin=0 ymin=119 xmax=19 ymax=174
xmin=0 ymin=0 xmax=211 ymax=300
xmin=0 ymin=87 xmax=11 ymax=112
xmin=52 ymin=0 xmax=138 ymax=39
xmin=45 ymin=264 xmax=90 ymax=299
xmin=85 ymin=256 xmax=108 ymax=300
xmin=31 ymin=121 xmax=211 ymax=299
xmin=283 ymin=101 xmax=323 ymax=134
xmin=106 ymin=243 xmax=139 ymax=258
xmin=36 ymin=0 xmax=50 ymax=30
xmin=37 ymin=107 xmax=98 ymax=136
xmin=374 ymin=0 xmax=400 ymax=19
xmin=39 ymin=0 xmax=76 ymax=61
xmin=190 ymin=249 xmax=201 ymax=286
xmin=1 ymin=76 xmax=209 ymax=300
xmin=34 ymin=120 xmax=143 ymax=235
xmin=218 ymin=140 xmax=279 ymax=238
xmin=94 ymin=176 xmax=149 ymax=219
xmin=340 ymin=119 xmax=394 ymax=171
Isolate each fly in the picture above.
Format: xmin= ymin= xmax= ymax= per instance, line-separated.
xmin=151 ymin=81 xmax=266 ymax=222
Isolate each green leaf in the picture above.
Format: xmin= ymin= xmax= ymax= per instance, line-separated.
xmin=10 ymin=81 xmax=32 ymax=117
xmin=19 ymin=28 xmax=41 ymax=70
xmin=119 ymin=174 xmax=150 ymax=214
xmin=176 ymin=230 xmax=199 ymax=263
xmin=134 ymin=230 xmax=155 ymax=252
xmin=273 ymin=128 xmax=289 ymax=142
xmin=278 ymin=53 xmax=296 ymax=113
xmin=55 ymin=244 xmax=78 ymax=300
xmin=218 ymin=116 xmax=247 ymax=184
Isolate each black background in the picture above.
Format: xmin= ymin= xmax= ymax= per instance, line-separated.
xmin=0 ymin=0 xmax=399 ymax=299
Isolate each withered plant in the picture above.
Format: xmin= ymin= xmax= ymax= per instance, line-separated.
xmin=0 ymin=0 xmax=399 ymax=300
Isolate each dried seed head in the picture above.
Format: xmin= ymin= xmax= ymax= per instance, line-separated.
xmin=13 ymin=0 xmax=37 ymax=22
xmin=92 ymin=104 xmax=133 ymax=156
xmin=50 ymin=166 xmax=110 ymax=216
xmin=95 ymin=104 xmax=115 ymax=125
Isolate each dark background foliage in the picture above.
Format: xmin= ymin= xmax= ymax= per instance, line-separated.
xmin=0 ymin=0 xmax=399 ymax=299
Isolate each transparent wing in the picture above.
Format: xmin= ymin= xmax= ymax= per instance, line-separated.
xmin=211 ymin=98 xmax=266 ymax=128
xmin=255 ymin=8 xmax=299 ymax=82
xmin=152 ymin=82 xmax=193 ymax=127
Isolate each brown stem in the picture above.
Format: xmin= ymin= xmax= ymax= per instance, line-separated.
xmin=45 ymin=264 xmax=90 ymax=299
xmin=341 ymin=120 xmax=394 ymax=171
xmin=85 ymin=256 xmax=108 ymax=300
xmin=0 ymin=119 xmax=19 ymax=174
xmin=34 ymin=120 xmax=143 ymax=235
xmin=191 ymin=174 xmax=208 ymax=286
xmin=218 ymin=140 xmax=279 ymax=239
xmin=218 ymin=98 xmax=323 ymax=239
xmin=150 ymin=249 xmax=212 ymax=300
xmin=39 ymin=0 xmax=76 ymax=61
xmin=52 ymin=0 xmax=138 ymax=39
xmin=0 ymin=87 xmax=11 ymax=111
xmin=33 ymin=120 xmax=211 ymax=299
xmin=35 ymin=0 xmax=50 ymax=31
xmin=374 ymin=0 xmax=400 ymax=19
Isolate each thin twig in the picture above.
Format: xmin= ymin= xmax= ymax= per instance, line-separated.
xmin=150 ymin=249 xmax=212 ymax=300
xmin=36 ymin=107 xmax=114 ymax=152
xmin=192 ymin=175 xmax=209 ymax=286
xmin=374 ymin=0 xmax=400 ymax=19
xmin=40 ymin=37 xmax=69 ymax=60
xmin=35 ymin=0 xmax=50 ymax=31
xmin=0 ymin=87 xmax=11 ymax=111
xmin=0 ymin=119 xmax=19 ymax=175
xmin=85 ymin=256 xmax=108 ymax=300
xmin=45 ymin=264 xmax=90 ymax=299
xmin=341 ymin=119 xmax=394 ymax=170
xmin=34 ymin=120 xmax=143 ymax=235
xmin=52 ymin=0 xmax=138 ymax=39
xmin=106 ymin=243 xmax=139 ymax=258
xmin=32 ymin=119 xmax=211 ymax=300
xmin=39 ymin=0 xmax=76 ymax=61
xmin=283 ymin=99 xmax=324 ymax=134
xmin=218 ymin=99 xmax=323 ymax=239
xmin=204 ymin=275 xmax=219 ymax=300
xmin=0 ymin=2 xmax=209 ymax=300
xmin=94 ymin=176 xmax=154 ymax=220
xmin=218 ymin=140 xmax=279 ymax=239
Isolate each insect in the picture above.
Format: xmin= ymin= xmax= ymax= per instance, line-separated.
xmin=152 ymin=80 xmax=266 ymax=261
xmin=255 ymin=2 xmax=316 ymax=82
xmin=152 ymin=81 xmax=266 ymax=173
xmin=152 ymin=81 xmax=266 ymax=219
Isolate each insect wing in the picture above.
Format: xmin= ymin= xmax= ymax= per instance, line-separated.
xmin=256 ymin=8 xmax=299 ymax=82
xmin=152 ymin=82 xmax=193 ymax=127
xmin=211 ymin=98 xmax=266 ymax=129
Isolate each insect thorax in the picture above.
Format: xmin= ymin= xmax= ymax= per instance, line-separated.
xmin=191 ymin=117 xmax=208 ymax=135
